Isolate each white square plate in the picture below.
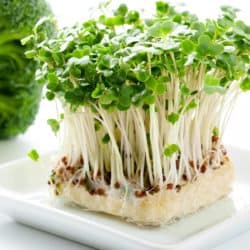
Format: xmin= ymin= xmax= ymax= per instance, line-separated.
xmin=0 ymin=146 xmax=250 ymax=250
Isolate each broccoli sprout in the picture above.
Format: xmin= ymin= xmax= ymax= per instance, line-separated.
xmin=28 ymin=2 xmax=249 ymax=190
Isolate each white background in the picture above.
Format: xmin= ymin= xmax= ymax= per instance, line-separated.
xmin=0 ymin=0 xmax=249 ymax=249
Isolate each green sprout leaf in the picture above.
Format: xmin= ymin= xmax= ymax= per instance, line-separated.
xmin=144 ymin=94 xmax=155 ymax=105
xmin=100 ymin=90 xmax=117 ymax=105
xmin=115 ymin=4 xmax=128 ymax=17
xmin=197 ymin=35 xmax=211 ymax=56
xmin=156 ymin=1 xmax=169 ymax=15
xmin=135 ymin=70 xmax=150 ymax=82
xmin=47 ymin=119 xmax=60 ymax=134
xmin=68 ymin=56 xmax=90 ymax=66
xmin=102 ymin=133 xmax=110 ymax=144
xmin=46 ymin=91 xmax=55 ymax=101
xmin=126 ymin=10 xmax=139 ymax=24
xmin=181 ymin=40 xmax=195 ymax=54
xmin=181 ymin=84 xmax=190 ymax=95
xmin=221 ymin=5 xmax=238 ymax=21
xmin=28 ymin=149 xmax=40 ymax=162
xmin=204 ymin=74 xmax=226 ymax=94
xmin=148 ymin=21 xmax=174 ymax=38
xmin=25 ymin=0 xmax=250 ymax=138
xmin=47 ymin=72 xmax=59 ymax=91
xmin=240 ymin=76 xmax=250 ymax=92
xmin=164 ymin=144 xmax=179 ymax=157
xmin=185 ymin=99 xmax=197 ymax=111
xmin=145 ymin=76 xmax=157 ymax=91
xmin=91 ymin=83 xmax=105 ymax=99
xmin=197 ymin=35 xmax=223 ymax=57
xmin=167 ymin=112 xmax=180 ymax=124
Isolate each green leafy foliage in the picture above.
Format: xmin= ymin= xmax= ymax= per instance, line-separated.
xmin=27 ymin=1 xmax=249 ymax=130
xmin=197 ymin=35 xmax=224 ymax=57
xmin=164 ymin=144 xmax=179 ymax=157
xmin=203 ymin=74 xmax=226 ymax=94
xmin=0 ymin=0 xmax=55 ymax=138
xmin=167 ymin=112 xmax=179 ymax=124
xmin=27 ymin=149 xmax=40 ymax=161
xmin=102 ymin=133 xmax=110 ymax=144
xmin=240 ymin=76 xmax=250 ymax=92
xmin=47 ymin=118 xmax=60 ymax=134
xmin=185 ymin=99 xmax=197 ymax=112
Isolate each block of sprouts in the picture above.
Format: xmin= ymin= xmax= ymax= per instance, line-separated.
xmin=25 ymin=2 xmax=250 ymax=226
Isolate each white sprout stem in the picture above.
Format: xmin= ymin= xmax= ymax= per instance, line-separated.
xmin=58 ymin=70 xmax=238 ymax=189
xmin=149 ymin=104 xmax=163 ymax=185
xmin=133 ymin=108 xmax=154 ymax=185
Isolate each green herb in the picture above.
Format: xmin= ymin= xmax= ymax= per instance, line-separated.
xmin=164 ymin=144 xmax=179 ymax=157
xmin=185 ymin=99 xmax=197 ymax=112
xmin=204 ymin=74 xmax=225 ymax=94
xmin=26 ymin=2 xmax=249 ymax=114
xmin=102 ymin=133 xmax=110 ymax=144
xmin=28 ymin=149 xmax=40 ymax=161
xmin=46 ymin=91 xmax=55 ymax=101
xmin=94 ymin=120 xmax=102 ymax=131
xmin=47 ymin=119 xmax=60 ymax=134
xmin=24 ymin=2 xmax=250 ymax=187
xmin=167 ymin=112 xmax=180 ymax=124
xmin=240 ymin=76 xmax=250 ymax=92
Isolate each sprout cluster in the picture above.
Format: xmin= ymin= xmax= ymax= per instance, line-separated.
xmin=26 ymin=2 xmax=250 ymax=190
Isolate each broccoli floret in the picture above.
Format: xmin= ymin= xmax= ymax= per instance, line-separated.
xmin=0 ymin=0 xmax=55 ymax=139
